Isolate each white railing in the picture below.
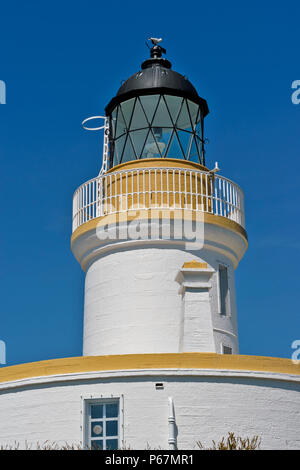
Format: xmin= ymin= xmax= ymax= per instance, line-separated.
xmin=72 ymin=167 xmax=245 ymax=232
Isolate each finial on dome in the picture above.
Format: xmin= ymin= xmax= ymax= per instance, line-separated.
xmin=147 ymin=37 xmax=167 ymax=58
xmin=142 ymin=37 xmax=171 ymax=70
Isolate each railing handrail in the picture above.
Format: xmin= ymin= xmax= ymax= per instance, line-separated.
xmin=72 ymin=166 xmax=245 ymax=232
xmin=72 ymin=166 xmax=244 ymax=198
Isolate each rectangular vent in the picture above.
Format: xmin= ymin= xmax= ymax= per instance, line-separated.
xmin=155 ymin=383 xmax=164 ymax=390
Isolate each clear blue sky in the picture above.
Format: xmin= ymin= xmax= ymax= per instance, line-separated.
xmin=0 ymin=0 xmax=299 ymax=366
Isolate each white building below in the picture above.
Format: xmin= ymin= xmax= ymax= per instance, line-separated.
xmin=0 ymin=353 xmax=299 ymax=450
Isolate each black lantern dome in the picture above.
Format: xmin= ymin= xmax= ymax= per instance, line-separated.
xmin=105 ymin=41 xmax=209 ymax=169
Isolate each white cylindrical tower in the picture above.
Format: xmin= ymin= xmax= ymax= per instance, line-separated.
xmin=71 ymin=43 xmax=248 ymax=357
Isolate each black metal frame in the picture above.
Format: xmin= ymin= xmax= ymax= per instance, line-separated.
xmin=108 ymin=94 xmax=206 ymax=168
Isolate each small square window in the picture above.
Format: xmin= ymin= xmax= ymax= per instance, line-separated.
xmin=223 ymin=345 xmax=232 ymax=355
xmin=85 ymin=399 xmax=120 ymax=450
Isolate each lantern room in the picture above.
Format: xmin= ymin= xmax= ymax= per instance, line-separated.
xmin=105 ymin=41 xmax=209 ymax=169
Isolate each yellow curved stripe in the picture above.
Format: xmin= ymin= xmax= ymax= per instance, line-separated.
xmin=71 ymin=210 xmax=248 ymax=247
xmin=106 ymin=158 xmax=209 ymax=173
xmin=0 ymin=353 xmax=299 ymax=384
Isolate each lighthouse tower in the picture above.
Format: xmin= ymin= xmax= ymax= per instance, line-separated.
xmin=71 ymin=41 xmax=248 ymax=357
xmin=0 ymin=40 xmax=299 ymax=451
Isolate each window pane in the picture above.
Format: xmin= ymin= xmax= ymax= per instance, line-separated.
xmin=177 ymin=130 xmax=193 ymax=159
xmin=91 ymin=440 xmax=103 ymax=450
xmin=91 ymin=421 xmax=103 ymax=437
xmin=159 ymin=128 xmax=173 ymax=157
xmin=152 ymin=96 xmax=173 ymax=127
xmin=121 ymin=137 xmax=136 ymax=163
xmin=187 ymin=100 xmax=200 ymax=129
xmin=139 ymin=95 xmax=160 ymax=123
xmin=91 ymin=404 xmax=103 ymax=419
xmin=120 ymin=98 xmax=135 ymax=127
xmin=142 ymin=129 xmax=163 ymax=158
xmin=176 ymin=99 xmax=192 ymax=130
xmin=130 ymin=98 xmax=149 ymax=130
xmin=115 ymin=106 xmax=127 ymax=138
xmin=106 ymin=403 xmax=119 ymax=418
xmin=165 ymin=132 xmax=185 ymax=159
xmin=130 ymin=128 xmax=149 ymax=157
xmin=106 ymin=420 xmax=118 ymax=436
xmin=114 ymin=134 xmax=126 ymax=165
xmin=219 ymin=265 xmax=229 ymax=315
xmin=188 ymin=136 xmax=200 ymax=163
xmin=111 ymin=108 xmax=118 ymax=139
xmin=164 ymin=95 xmax=183 ymax=124
xmin=106 ymin=439 xmax=118 ymax=450
xmin=195 ymin=118 xmax=202 ymax=137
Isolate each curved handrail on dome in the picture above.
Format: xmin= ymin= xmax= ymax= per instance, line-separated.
xmin=72 ymin=167 xmax=245 ymax=233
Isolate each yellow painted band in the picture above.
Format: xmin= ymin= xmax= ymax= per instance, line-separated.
xmin=107 ymin=158 xmax=209 ymax=173
xmin=71 ymin=210 xmax=248 ymax=247
xmin=182 ymin=260 xmax=208 ymax=269
xmin=0 ymin=353 xmax=299 ymax=384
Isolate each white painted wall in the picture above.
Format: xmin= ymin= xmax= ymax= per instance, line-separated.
xmin=74 ymin=216 xmax=246 ymax=356
xmin=0 ymin=369 xmax=299 ymax=450
xmin=83 ymin=246 xmax=239 ymax=356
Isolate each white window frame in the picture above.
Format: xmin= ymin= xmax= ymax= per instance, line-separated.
xmin=81 ymin=394 xmax=124 ymax=450
xmin=216 ymin=262 xmax=231 ymax=317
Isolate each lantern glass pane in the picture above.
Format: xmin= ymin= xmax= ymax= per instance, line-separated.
xmin=109 ymin=95 xmax=203 ymax=166
xmin=142 ymin=129 xmax=163 ymax=158
xmin=130 ymin=128 xmax=149 ymax=157
xmin=188 ymin=136 xmax=200 ymax=163
xmin=187 ymin=100 xmax=200 ymax=129
xmin=140 ymin=95 xmax=160 ymax=123
xmin=151 ymin=96 xmax=173 ymax=127
xmin=120 ymin=98 xmax=135 ymax=127
xmin=176 ymin=99 xmax=192 ymax=130
xmin=177 ymin=129 xmax=193 ymax=158
xmin=114 ymin=134 xmax=126 ymax=166
xmin=165 ymin=132 xmax=185 ymax=160
xmin=130 ymin=98 xmax=148 ymax=130
xmin=121 ymin=137 xmax=135 ymax=163
xmin=164 ymin=95 xmax=183 ymax=123
xmin=115 ymin=106 xmax=127 ymax=138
